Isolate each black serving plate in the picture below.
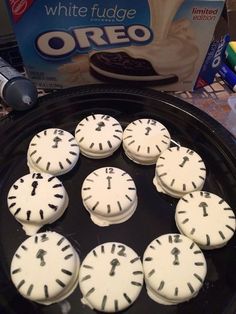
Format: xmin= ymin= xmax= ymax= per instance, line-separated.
xmin=0 ymin=85 xmax=236 ymax=314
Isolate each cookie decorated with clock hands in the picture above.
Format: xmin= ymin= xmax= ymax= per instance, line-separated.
xmin=153 ymin=146 xmax=206 ymax=198
xmin=143 ymin=233 xmax=207 ymax=305
xmin=27 ymin=128 xmax=79 ymax=176
xmin=81 ymin=167 xmax=137 ymax=226
xmin=7 ymin=173 xmax=69 ymax=235
xmin=175 ymin=191 xmax=236 ymax=249
xmin=10 ymin=232 xmax=80 ymax=305
xmin=79 ymin=242 xmax=143 ymax=312
xmin=122 ymin=118 xmax=171 ymax=165
xmin=75 ymin=114 xmax=123 ymax=159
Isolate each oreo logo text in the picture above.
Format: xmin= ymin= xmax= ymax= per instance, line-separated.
xmin=36 ymin=25 xmax=152 ymax=58
xmin=211 ymin=36 xmax=227 ymax=68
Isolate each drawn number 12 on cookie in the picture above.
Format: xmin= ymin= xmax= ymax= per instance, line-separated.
xmin=105 ymin=168 xmax=114 ymax=174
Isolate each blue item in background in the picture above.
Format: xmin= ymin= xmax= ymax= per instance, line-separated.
xmin=218 ymin=62 xmax=236 ymax=92
xmin=0 ymin=57 xmax=38 ymax=111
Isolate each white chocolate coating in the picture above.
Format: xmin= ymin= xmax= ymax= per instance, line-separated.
xmin=123 ymin=119 xmax=171 ymax=165
xmin=7 ymin=173 xmax=69 ymax=235
xmin=75 ymin=114 xmax=123 ymax=159
xmin=11 ymin=232 xmax=80 ymax=305
xmin=154 ymin=146 xmax=206 ymax=198
xmin=79 ymin=242 xmax=143 ymax=312
xmin=143 ymin=234 xmax=207 ymax=305
xmin=175 ymin=191 xmax=236 ymax=249
xmin=81 ymin=167 xmax=137 ymax=226
xmin=27 ymin=128 xmax=79 ymax=176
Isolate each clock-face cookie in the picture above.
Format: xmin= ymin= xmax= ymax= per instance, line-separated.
xmin=79 ymin=242 xmax=143 ymax=312
xmin=143 ymin=234 xmax=207 ymax=305
xmin=154 ymin=146 xmax=206 ymax=198
xmin=7 ymin=173 xmax=69 ymax=235
xmin=123 ymin=119 xmax=171 ymax=165
xmin=175 ymin=191 xmax=236 ymax=249
xmin=10 ymin=232 xmax=80 ymax=305
xmin=75 ymin=114 xmax=123 ymax=159
xmin=27 ymin=128 xmax=79 ymax=176
xmin=81 ymin=167 xmax=137 ymax=226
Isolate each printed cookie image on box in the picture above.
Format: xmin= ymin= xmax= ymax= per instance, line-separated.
xmin=6 ymin=0 xmax=225 ymax=91
xmin=89 ymin=0 xmax=198 ymax=86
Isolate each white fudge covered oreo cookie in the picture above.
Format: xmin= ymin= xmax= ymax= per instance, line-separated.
xmin=7 ymin=173 xmax=69 ymax=235
xmin=75 ymin=114 xmax=123 ymax=158
xmin=143 ymin=234 xmax=207 ymax=305
xmin=123 ymin=119 xmax=171 ymax=165
xmin=175 ymin=191 xmax=236 ymax=249
xmin=27 ymin=128 xmax=79 ymax=176
xmin=154 ymin=146 xmax=206 ymax=198
xmin=81 ymin=167 xmax=137 ymax=226
xmin=11 ymin=232 xmax=80 ymax=305
xmin=79 ymin=242 xmax=143 ymax=312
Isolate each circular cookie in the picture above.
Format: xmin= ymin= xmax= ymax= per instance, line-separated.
xmin=27 ymin=128 xmax=79 ymax=176
xmin=75 ymin=114 xmax=123 ymax=159
xmin=79 ymin=242 xmax=143 ymax=312
xmin=143 ymin=234 xmax=207 ymax=305
xmin=89 ymin=51 xmax=178 ymax=85
xmin=123 ymin=118 xmax=171 ymax=165
xmin=7 ymin=173 xmax=69 ymax=235
xmin=10 ymin=232 xmax=80 ymax=305
xmin=175 ymin=191 xmax=236 ymax=249
xmin=81 ymin=167 xmax=137 ymax=226
xmin=154 ymin=146 xmax=206 ymax=198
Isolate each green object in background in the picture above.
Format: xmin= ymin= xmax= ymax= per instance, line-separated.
xmin=226 ymin=42 xmax=236 ymax=72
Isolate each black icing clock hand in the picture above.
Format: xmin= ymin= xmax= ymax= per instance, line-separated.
xmin=106 ymin=176 xmax=112 ymax=190
xmin=36 ymin=249 xmax=47 ymax=266
xmin=52 ymin=136 xmax=62 ymax=148
xmin=109 ymin=258 xmax=120 ymax=276
xmin=199 ymin=202 xmax=208 ymax=217
xmin=171 ymin=247 xmax=180 ymax=265
xmin=145 ymin=127 xmax=152 ymax=136
xmin=179 ymin=156 xmax=189 ymax=168
xmin=31 ymin=181 xmax=38 ymax=196
xmin=96 ymin=121 xmax=105 ymax=131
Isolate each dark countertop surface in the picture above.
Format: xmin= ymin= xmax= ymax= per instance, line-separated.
xmin=0 ymin=77 xmax=235 ymax=137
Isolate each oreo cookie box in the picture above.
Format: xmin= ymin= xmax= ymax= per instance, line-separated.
xmin=6 ymin=0 xmax=225 ymax=91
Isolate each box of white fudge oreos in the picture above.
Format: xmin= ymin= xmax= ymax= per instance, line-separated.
xmin=6 ymin=0 xmax=225 ymax=91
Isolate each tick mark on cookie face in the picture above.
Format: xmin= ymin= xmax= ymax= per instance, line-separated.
xmin=30 ymin=150 xmax=37 ymax=157
xmin=147 ymin=269 xmax=155 ymax=277
xmin=39 ymin=210 xmax=44 ymax=220
xmin=56 ymin=279 xmax=66 ymax=288
xmin=44 ymin=285 xmax=49 ymax=298
xmin=26 ymin=210 xmax=31 ymax=221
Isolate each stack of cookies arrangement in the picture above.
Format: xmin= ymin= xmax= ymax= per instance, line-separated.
xmin=7 ymin=114 xmax=235 ymax=312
